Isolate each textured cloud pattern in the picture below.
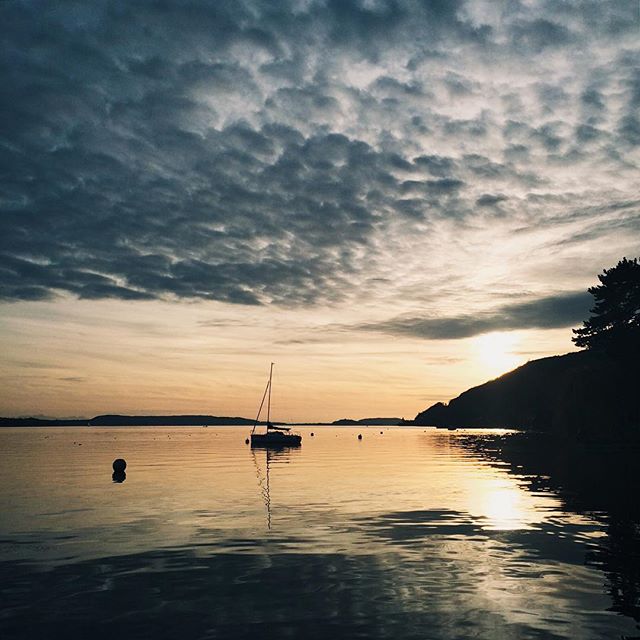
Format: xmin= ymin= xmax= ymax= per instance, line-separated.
xmin=1 ymin=1 xmax=638 ymax=329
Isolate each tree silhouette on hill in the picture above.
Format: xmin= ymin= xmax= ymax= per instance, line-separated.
xmin=572 ymin=257 xmax=640 ymax=355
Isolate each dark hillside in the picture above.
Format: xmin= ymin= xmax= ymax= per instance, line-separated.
xmin=414 ymin=351 xmax=639 ymax=438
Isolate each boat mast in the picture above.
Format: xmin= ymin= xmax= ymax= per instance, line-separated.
xmin=267 ymin=362 xmax=274 ymax=426
xmin=251 ymin=365 xmax=272 ymax=435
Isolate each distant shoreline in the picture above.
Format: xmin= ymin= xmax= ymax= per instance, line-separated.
xmin=0 ymin=415 xmax=403 ymax=428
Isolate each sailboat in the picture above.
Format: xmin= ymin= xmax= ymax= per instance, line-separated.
xmin=250 ymin=363 xmax=302 ymax=448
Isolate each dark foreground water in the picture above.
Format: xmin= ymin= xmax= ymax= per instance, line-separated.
xmin=1 ymin=426 xmax=638 ymax=640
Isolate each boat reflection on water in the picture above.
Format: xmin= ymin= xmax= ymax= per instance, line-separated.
xmin=251 ymin=446 xmax=300 ymax=530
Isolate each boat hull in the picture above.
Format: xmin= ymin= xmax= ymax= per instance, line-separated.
xmin=250 ymin=432 xmax=302 ymax=448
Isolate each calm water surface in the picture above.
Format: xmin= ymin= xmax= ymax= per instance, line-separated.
xmin=0 ymin=426 xmax=638 ymax=639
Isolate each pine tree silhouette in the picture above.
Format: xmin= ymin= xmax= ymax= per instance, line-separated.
xmin=572 ymin=257 xmax=640 ymax=354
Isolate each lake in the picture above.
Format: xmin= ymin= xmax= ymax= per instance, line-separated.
xmin=1 ymin=426 xmax=638 ymax=639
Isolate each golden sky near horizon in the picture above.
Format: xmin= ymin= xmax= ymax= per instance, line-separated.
xmin=1 ymin=296 xmax=577 ymax=421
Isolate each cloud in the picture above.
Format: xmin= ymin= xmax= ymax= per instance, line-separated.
xmin=0 ymin=0 xmax=638 ymax=307
xmin=509 ymin=18 xmax=573 ymax=53
xmin=476 ymin=194 xmax=507 ymax=208
xmin=357 ymin=292 xmax=593 ymax=340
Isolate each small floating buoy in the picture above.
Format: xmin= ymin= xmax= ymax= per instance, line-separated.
xmin=245 ymin=438 xmax=250 ymax=444
xmin=112 ymin=458 xmax=127 ymax=473
xmin=357 ymin=434 xmax=362 ymax=440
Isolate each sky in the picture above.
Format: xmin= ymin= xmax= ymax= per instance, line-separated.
xmin=1 ymin=0 xmax=639 ymax=421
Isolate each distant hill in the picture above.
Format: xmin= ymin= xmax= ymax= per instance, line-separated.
xmin=0 ymin=417 xmax=89 ymax=427
xmin=0 ymin=414 xmax=404 ymax=427
xmin=89 ymin=415 xmax=257 ymax=426
xmin=332 ymin=417 xmax=402 ymax=425
xmin=413 ymin=351 xmax=639 ymax=439
xmin=0 ymin=414 xmax=261 ymax=427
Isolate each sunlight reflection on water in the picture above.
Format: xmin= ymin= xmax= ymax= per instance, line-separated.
xmin=0 ymin=426 xmax=637 ymax=639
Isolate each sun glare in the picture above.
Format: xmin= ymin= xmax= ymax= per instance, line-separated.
xmin=481 ymin=486 xmax=528 ymax=530
xmin=473 ymin=331 xmax=522 ymax=378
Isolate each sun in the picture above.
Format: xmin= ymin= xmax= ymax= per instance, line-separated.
xmin=473 ymin=331 xmax=522 ymax=378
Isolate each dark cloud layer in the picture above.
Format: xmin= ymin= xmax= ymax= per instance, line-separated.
xmin=358 ymin=292 xmax=593 ymax=340
xmin=1 ymin=1 xmax=638 ymax=308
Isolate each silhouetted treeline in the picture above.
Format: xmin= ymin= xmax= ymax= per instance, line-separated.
xmin=0 ymin=415 xmax=261 ymax=427
xmin=0 ymin=417 xmax=89 ymax=427
xmin=332 ymin=417 xmax=402 ymax=425
xmin=572 ymin=257 xmax=640 ymax=356
xmin=90 ymin=415 xmax=258 ymax=426
xmin=0 ymin=414 xmax=407 ymax=427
